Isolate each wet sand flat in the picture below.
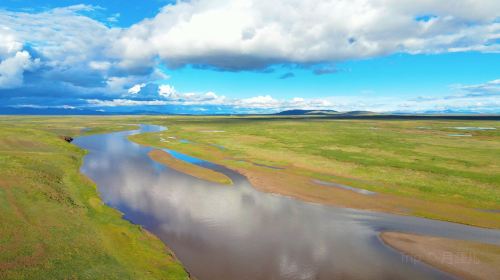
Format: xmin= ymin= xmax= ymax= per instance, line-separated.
xmin=381 ymin=232 xmax=500 ymax=280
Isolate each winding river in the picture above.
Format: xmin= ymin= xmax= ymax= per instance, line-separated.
xmin=74 ymin=125 xmax=500 ymax=280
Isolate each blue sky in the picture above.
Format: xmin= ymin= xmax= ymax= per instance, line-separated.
xmin=0 ymin=0 xmax=174 ymax=27
xmin=0 ymin=0 xmax=499 ymax=114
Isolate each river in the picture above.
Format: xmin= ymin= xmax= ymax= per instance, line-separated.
xmin=73 ymin=124 xmax=500 ymax=280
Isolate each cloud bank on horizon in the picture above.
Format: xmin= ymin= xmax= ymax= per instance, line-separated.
xmin=0 ymin=0 xmax=499 ymax=114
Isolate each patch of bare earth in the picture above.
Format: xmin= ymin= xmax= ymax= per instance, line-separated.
xmin=380 ymin=232 xmax=500 ymax=280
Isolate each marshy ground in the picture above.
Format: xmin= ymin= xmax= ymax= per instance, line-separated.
xmin=131 ymin=116 xmax=500 ymax=229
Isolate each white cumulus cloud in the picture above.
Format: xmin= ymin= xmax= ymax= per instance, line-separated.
xmin=86 ymin=78 xmax=500 ymax=113
xmin=1 ymin=1 xmax=499 ymax=91
xmin=158 ymin=84 xmax=178 ymax=99
xmin=128 ymin=83 xmax=146 ymax=94
xmin=157 ymin=84 xmax=227 ymax=104
xmin=118 ymin=0 xmax=500 ymax=70
xmin=0 ymin=28 xmax=38 ymax=88
xmin=1 ymin=1 xmax=499 ymax=114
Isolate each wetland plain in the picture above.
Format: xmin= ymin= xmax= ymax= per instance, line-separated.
xmin=1 ymin=115 xmax=499 ymax=279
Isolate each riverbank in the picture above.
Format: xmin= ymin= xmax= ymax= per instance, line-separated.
xmin=149 ymin=149 xmax=232 ymax=185
xmin=380 ymin=232 xmax=500 ymax=280
xmin=0 ymin=119 xmax=188 ymax=279
xmin=129 ymin=116 xmax=500 ymax=229
xmin=220 ymin=162 xmax=500 ymax=228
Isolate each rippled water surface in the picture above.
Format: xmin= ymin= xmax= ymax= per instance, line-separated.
xmin=74 ymin=125 xmax=500 ymax=280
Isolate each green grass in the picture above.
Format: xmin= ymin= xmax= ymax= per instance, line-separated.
xmin=0 ymin=117 xmax=188 ymax=279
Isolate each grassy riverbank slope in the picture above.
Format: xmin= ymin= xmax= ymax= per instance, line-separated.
xmin=130 ymin=116 xmax=500 ymax=228
xmin=0 ymin=117 xmax=188 ymax=279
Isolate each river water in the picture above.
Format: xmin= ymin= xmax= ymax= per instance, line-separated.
xmin=74 ymin=124 xmax=500 ymax=280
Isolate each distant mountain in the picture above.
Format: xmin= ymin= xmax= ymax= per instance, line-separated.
xmin=125 ymin=110 xmax=172 ymax=115
xmin=275 ymin=109 xmax=338 ymax=115
xmin=274 ymin=109 xmax=380 ymax=116
xmin=336 ymin=111 xmax=376 ymax=116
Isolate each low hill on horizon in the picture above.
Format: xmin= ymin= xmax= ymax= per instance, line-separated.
xmin=274 ymin=109 xmax=338 ymax=115
xmin=274 ymin=109 xmax=379 ymax=116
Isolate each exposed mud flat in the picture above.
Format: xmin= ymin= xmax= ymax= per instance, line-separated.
xmin=381 ymin=232 xmax=500 ymax=280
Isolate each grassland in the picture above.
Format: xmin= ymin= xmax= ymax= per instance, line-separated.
xmin=0 ymin=117 xmax=188 ymax=279
xmin=381 ymin=232 xmax=500 ymax=280
xmin=1 ymin=115 xmax=498 ymax=279
xmin=129 ymin=116 xmax=500 ymax=228
xmin=149 ymin=149 xmax=232 ymax=185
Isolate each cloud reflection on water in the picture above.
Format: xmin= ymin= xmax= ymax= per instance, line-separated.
xmin=75 ymin=125 xmax=499 ymax=280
